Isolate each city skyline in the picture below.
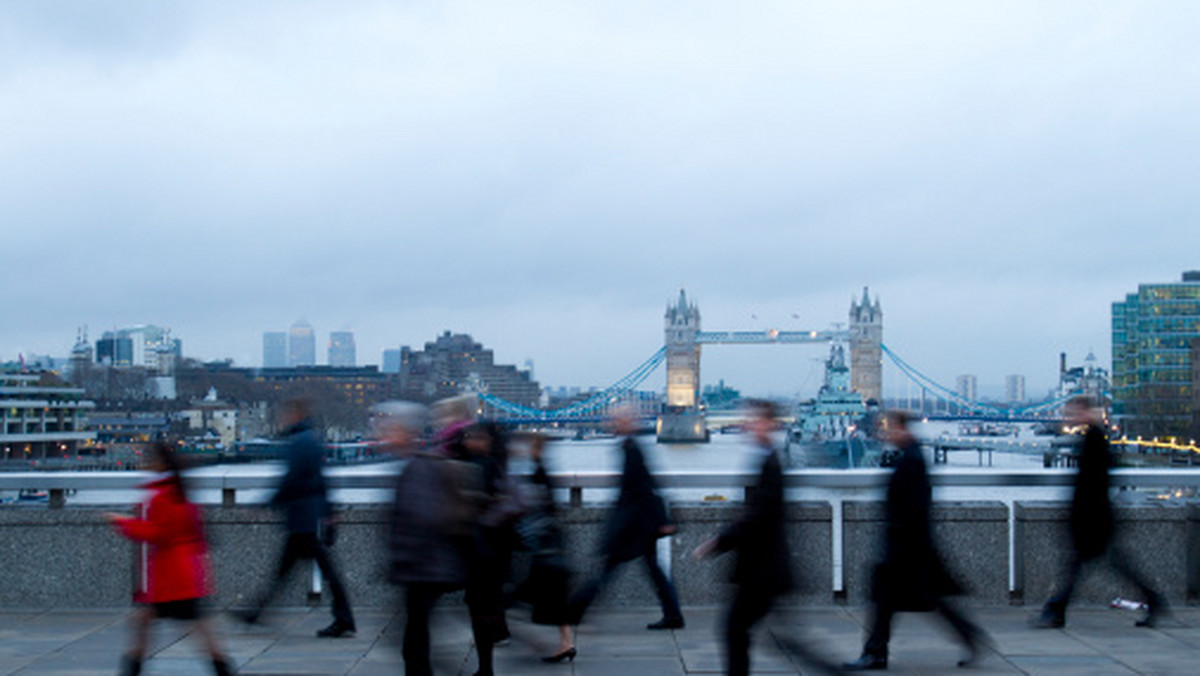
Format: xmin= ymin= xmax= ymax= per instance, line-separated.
xmin=2 ymin=3 xmax=1197 ymax=398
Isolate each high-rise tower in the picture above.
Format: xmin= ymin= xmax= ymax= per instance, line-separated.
xmin=328 ymin=331 xmax=356 ymax=367
xmin=849 ymin=287 xmax=883 ymax=403
xmin=658 ymin=289 xmax=707 ymax=442
xmin=288 ymin=320 xmax=316 ymax=367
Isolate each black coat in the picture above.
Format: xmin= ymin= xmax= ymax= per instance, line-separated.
xmin=874 ymin=439 xmax=961 ymax=611
xmin=601 ymin=437 xmax=669 ymax=563
xmin=270 ymin=420 xmax=330 ymax=535
xmin=715 ymin=446 xmax=794 ymax=599
xmin=388 ymin=453 xmax=470 ymax=586
xmin=1069 ymin=424 xmax=1115 ymax=559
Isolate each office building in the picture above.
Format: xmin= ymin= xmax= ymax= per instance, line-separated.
xmin=1192 ymin=339 xmax=1200 ymax=440
xmin=382 ymin=348 xmax=402 ymax=374
xmin=328 ymin=331 xmax=356 ymax=367
xmin=1112 ymin=271 xmax=1200 ymax=438
xmin=0 ymin=374 xmax=96 ymax=459
xmin=395 ymin=331 xmax=540 ymax=407
xmin=263 ymin=332 xmax=287 ymax=368
xmin=288 ymin=320 xmax=316 ymax=367
xmin=1005 ymin=375 xmax=1026 ymax=404
xmin=95 ymin=325 xmax=180 ymax=374
xmin=956 ymin=375 xmax=978 ymax=403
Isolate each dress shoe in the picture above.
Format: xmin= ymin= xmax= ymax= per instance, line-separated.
xmin=317 ymin=620 xmax=356 ymax=638
xmin=232 ymin=609 xmax=262 ymax=627
xmin=647 ymin=617 xmax=684 ymax=630
xmin=212 ymin=656 xmax=236 ymax=676
xmin=957 ymin=642 xmax=979 ymax=668
xmin=843 ymin=653 xmax=887 ymax=671
xmin=1136 ymin=595 xmax=1169 ymax=628
xmin=542 ymin=646 xmax=577 ymax=663
xmin=1029 ymin=611 xmax=1064 ymax=629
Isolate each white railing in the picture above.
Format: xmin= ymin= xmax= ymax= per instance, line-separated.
xmin=0 ymin=467 xmax=1196 ymax=507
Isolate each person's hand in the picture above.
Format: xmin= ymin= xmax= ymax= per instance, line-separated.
xmin=659 ymin=524 xmax=678 ymax=537
xmin=102 ymin=512 xmax=128 ymax=524
xmin=691 ymin=537 xmax=717 ymax=560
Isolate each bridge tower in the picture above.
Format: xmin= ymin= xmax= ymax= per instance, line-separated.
xmin=849 ymin=287 xmax=883 ymax=403
xmin=658 ymin=289 xmax=707 ymax=443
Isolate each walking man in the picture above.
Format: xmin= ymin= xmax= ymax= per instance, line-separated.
xmin=1034 ymin=395 xmax=1166 ymax=628
xmin=566 ymin=406 xmax=684 ymax=630
xmin=844 ymin=410 xmax=982 ymax=671
xmin=693 ymin=400 xmax=796 ymax=676
xmin=240 ymin=398 xmax=355 ymax=638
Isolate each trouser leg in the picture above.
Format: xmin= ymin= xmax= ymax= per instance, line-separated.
xmin=862 ymin=600 xmax=894 ymax=658
xmin=402 ymin=583 xmax=442 ymax=676
xmin=1044 ymin=550 xmax=1085 ymax=619
xmin=251 ymin=534 xmax=304 ymax=614
xmin=1109 ymin=543 xmax=1163 ymax=608
xmin=642 ymin=543 xmax=683 ymax=622
xmin=724 ymin=592 xmax=773 ymax=676
xmin=566 ymin=557 xmax=619 ymax=625
xmin=311 ymin=536 xmax=354 ymax=625
xmin=936 ymin=597 xmax=980 ymax=647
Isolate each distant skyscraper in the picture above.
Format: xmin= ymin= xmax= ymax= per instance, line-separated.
xmin=288 ymin=320 xmax=316 ymax=367
xmin=956 ymin=375 xmax=978 ymax=403
xmin=263 ymin=332 xmax=287 ymax=368
xmin=328 ymin=331 xmax=356 ymax=367
xmin=1005 ymin=374 xmax=1026 ymax=404
xmin=382 ymin=348 xmax=402 ymax=374
xmin=94 ymin=325 xmax=179 ymax=373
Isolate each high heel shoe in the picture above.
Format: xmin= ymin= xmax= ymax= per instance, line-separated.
xmin=542 ymin=647 xmax=577 ymax=663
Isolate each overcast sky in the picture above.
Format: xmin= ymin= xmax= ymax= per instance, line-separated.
xmin=2 ymin=2 xmax=1197 ymax=400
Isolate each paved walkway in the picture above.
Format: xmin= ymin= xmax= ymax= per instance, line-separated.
xmin=1 ymin=605 xmax=1198 ymax=675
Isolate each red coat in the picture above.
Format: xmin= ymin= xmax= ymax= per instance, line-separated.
xmin=113 ymin=477 xmax=213 ymax=604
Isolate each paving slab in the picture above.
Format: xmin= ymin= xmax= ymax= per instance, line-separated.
xmin=5 ymin=605 xmax=1200 ymax=674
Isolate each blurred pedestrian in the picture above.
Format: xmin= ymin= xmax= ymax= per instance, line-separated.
xmin=566 ymin=406 xmax=684 ymax=630
xmin=843 ymin=410 xmax=982 ymax=671
xmin=107 ymin=442 xmax=234 ymax=676
xmin=377 ymin=401 xmax=479 ymax=676
xmin=456 ymin=422 xmax=524 ymax=676
xmin=693 ymin=400 xmax=793 ymax=676
xmin=238 ymin=398 xmax=355 ymax=638
xmin=513 ymin=434 xmax=575 ymax=663
xmin=1033 ymin=395 xmax=1166 ymax=629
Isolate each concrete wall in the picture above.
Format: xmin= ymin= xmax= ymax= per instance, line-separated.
xmin=3 ymin=499 xmax=1198 ymax=610
xmin=842 ymin=501 xmax=1009 ymax=606
xmin=1014 ymin=500 xmax=1188 ymax=606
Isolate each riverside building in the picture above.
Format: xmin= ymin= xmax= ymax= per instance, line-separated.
xmin=1112 ymin=271 xmax=1200 ymax=439
xmin=0 ymin=374 xmax=96 ymax=460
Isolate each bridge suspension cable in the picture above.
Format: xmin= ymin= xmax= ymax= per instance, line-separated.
xmin=881 ymin=343 xmax=1081 ymax=417
xmin=478 ymin=347 xmax=666 ymax=420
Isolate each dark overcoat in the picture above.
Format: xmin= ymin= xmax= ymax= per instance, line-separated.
xmin=388 ymin=452 xmax=469 ymax=586
xmin=874 ymin=439 xmax=962 ymax=611
xmin=270 ymin=420 xmax=330 ymax=535
xmin=714 ymin=446 xmax=794 ymax=599
xmin=1069 ymin=424 xmax=1116 ymax=559
xmin=601 ymin=436 xmax=669 ymax=563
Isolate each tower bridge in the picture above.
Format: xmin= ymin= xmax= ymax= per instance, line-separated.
xmin=477 ymin=288 xmax=1075 ymax=431
xmin=657 ymin=288 xmax=881 ymax=442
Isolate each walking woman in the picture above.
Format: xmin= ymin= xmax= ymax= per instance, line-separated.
xmin=514 ymin=434 xmax=575 ymax=663
xmin=107 ymin=441 xmax=234 ymax=676
xmin=458 ymin=422 xmax=524 ymax=676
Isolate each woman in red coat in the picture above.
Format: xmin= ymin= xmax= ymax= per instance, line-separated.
xmin=107 ymin=442 xmax=234 ymax=676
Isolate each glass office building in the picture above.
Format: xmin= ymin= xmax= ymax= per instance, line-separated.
xmin=1112 ymin=271 xmax=1200 ymax=438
